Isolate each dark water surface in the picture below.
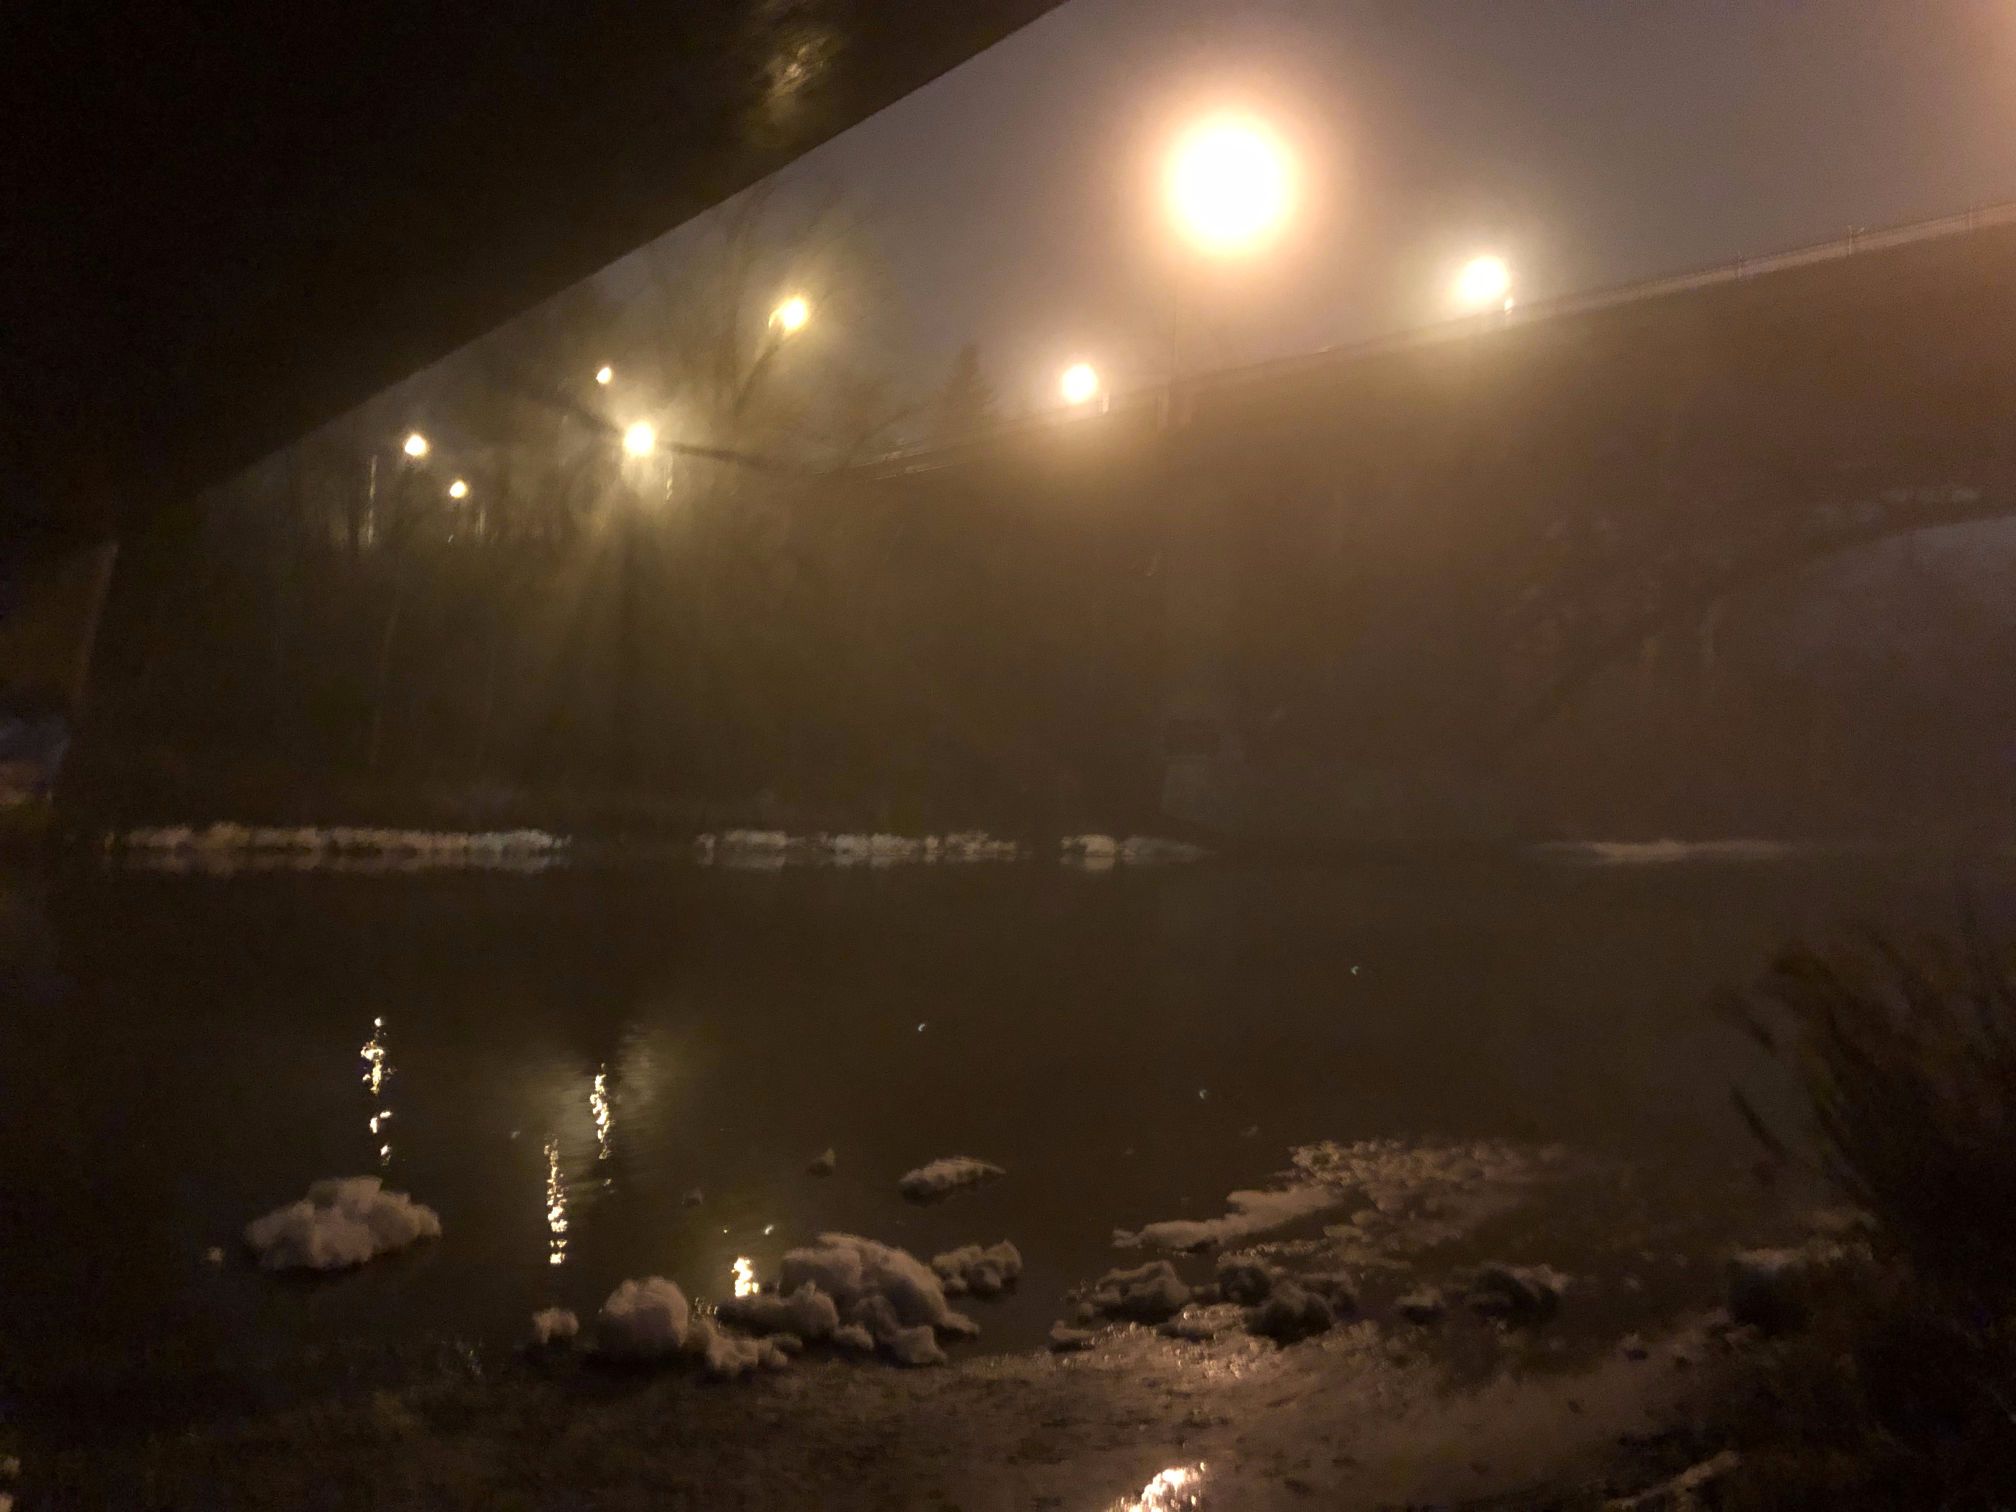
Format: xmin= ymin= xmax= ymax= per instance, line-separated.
xmin=0 ymin=850 xmax=2000 ymax=1398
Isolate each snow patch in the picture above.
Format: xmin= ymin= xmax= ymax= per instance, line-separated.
xmin=1245 ymin=1280 xmax=1335 ymax=1343
xmin=1063 ymin=834 xmax=1210 ymax=867
xmin=1085 ymin=1260 xmax=1192 ymax=1322
xmin=243 ymin=1176 xmax=441 ymax=1271
xmin=594 ymin=1276 xmax=692 ymax=1359
xmin=684 ymin=1316 xmax=793 ymax=1379
xmin=778 ymin=1233 xmax=978 ymax=1341
xmin=929 ymin=1240 xmax=1022 ymax=1298
xmin=1464 ymin=1263 xmax=1570 ymax=1322
xmin=530 ymin=1307 xmax=580 ymax=1346
xmin=716 ymin=1283 xmax=839 ymax=1341
xmin=898 ymin=1156 xmax=1005 ymax=1203
xmin=698 ymin=830 xmax=1027 ymax=869
xmin=1115 ymin=1185 xmax=1340 ymax=1251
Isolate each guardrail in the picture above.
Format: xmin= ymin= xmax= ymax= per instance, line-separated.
xmin=853 ymin=199 xmax=2016 ymax=481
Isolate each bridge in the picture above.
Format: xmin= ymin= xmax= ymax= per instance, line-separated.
xmin=824 ymin=204 xmax=2016 ymax=843
xmin=37 ymin=203 xmax=2016 ymax=846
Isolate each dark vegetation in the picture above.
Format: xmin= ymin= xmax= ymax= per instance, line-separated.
xmin=1718 ymin=933 xmax=2016 ymax=1507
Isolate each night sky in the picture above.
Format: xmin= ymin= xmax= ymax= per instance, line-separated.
xmin=550 ymin=2 xmax=2016 ymax=417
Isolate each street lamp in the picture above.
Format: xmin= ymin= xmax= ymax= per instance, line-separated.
xmin=447 ymin=478 xmax=469 ymax=500
xmin=622 ymin=421 xmax=657 ymax=458
xmin=1453 ymin=254 xmax=1514 ymax=312
xmin=401 ymin=431 xmax=430 ymax=459
xmin=1060 ymin=361 xmax=1101 ymax=406
xmin=594 ymin=365 xmax=614 ymax=386
xmin=769 ymin=294 xmax=811 ymax=335
xmin=1167 ymin=115 xmax=1295 ymax=257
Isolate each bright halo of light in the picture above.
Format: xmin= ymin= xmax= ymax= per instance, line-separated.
xmin=401 ymin=432 xmax=429 ymax=459
xmin=622 ymin=421 xmax=657 ymax=457
xmin=1453 ymin=254 xmax=1513 ymax=310
xmin=594 ymin=365 xmax=614 ymax=385
xmin=1167 ymin=116 xmax=1294 ymax=256
xmin=447 ymin=478 xmax=469 ymax=500
xmin=770 ymin=294 xmax=811 ymax=334
xmin=1060 ymin=361 xmax=1101 ymax=406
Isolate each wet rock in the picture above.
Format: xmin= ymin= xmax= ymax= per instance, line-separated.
xmin=1396 ymin=1288 xmax=1447 ymax=1324
xmin=1215 ymin=1253 xmax=1277 ymax=1305
xmin=1244 ymin=1281 xmax=1335 ymax=1343
xmin=1087 ymin=1260 xmax=1192 ymax=1323
xmin=807 ymin=1148 xmax=837 ymax=1177
xmin=1465 ymin=1263 xmax=1569 ymax=1323
xmin=1726 ymin=1242 xmax=1852 ymax=1335
xmin=897 ymin=1156 xmax=1004 ymax=1203
xmin=930 ymin=1240 xmax=1023 ymax=1298
xmin=1048 ymin=1322 xmax=1098 ymax=1352
xmin=529 ymin=1307 xmax=580 ymax=1347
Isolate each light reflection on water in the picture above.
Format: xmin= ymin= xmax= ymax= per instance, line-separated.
xmin=590 ymin=1067 xmax=612 ymax=1163
xmin=359 ymin=1016 xmax=392 ymax=1166
xmin=732 ymin=1255 xmax=758 ymax=1297
xmin=545 ymin=1137 xmax=569 ymax=1266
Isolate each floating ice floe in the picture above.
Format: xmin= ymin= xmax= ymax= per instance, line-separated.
xmin=898 ymin=1156 xmax=1005 ymax=1203
xmin=243 ymin=1176 xmax=442 ymax=1271
xmin=530 ymin=1307 xmax=580 ymax=1346
xmin=1062 ymin=834 xmax=1211 ymax=868
xmin=113 ymin=823 xmax=569 ymax=875
xmin=697 ymin=829 xmax=1028 ymax=870
xmin=930 ymin=1240 xmax=1022 ymax=1297
xmin=1114 ymin=1185 xmax=1340 ymax=1251
xmin=1534 ymin=838 xmax=1800 ymax=867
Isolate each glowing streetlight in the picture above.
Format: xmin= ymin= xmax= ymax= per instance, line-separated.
xmin=1453 ymin=254 xmax=1514 ymax=311
xmin=1167 ymin=116 xmax=1295 ymax=256
xmin=401 ymin=431 xmax=430 ymax=459
xmin=447 ymin=478 xmax=469 ymax=500
xmin=621 ymin=421 xmax=657 ymax=457
xmin=1060 ymin=361 xmax=1101 ymax=406
xmin=594 ymin=365 xmax=614 ymax=386
xmin=769 ymin=294 xmax=811 ymax=335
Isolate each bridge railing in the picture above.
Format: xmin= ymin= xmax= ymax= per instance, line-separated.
xmin=852 ymin=198 xmax=2016 ymax=481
